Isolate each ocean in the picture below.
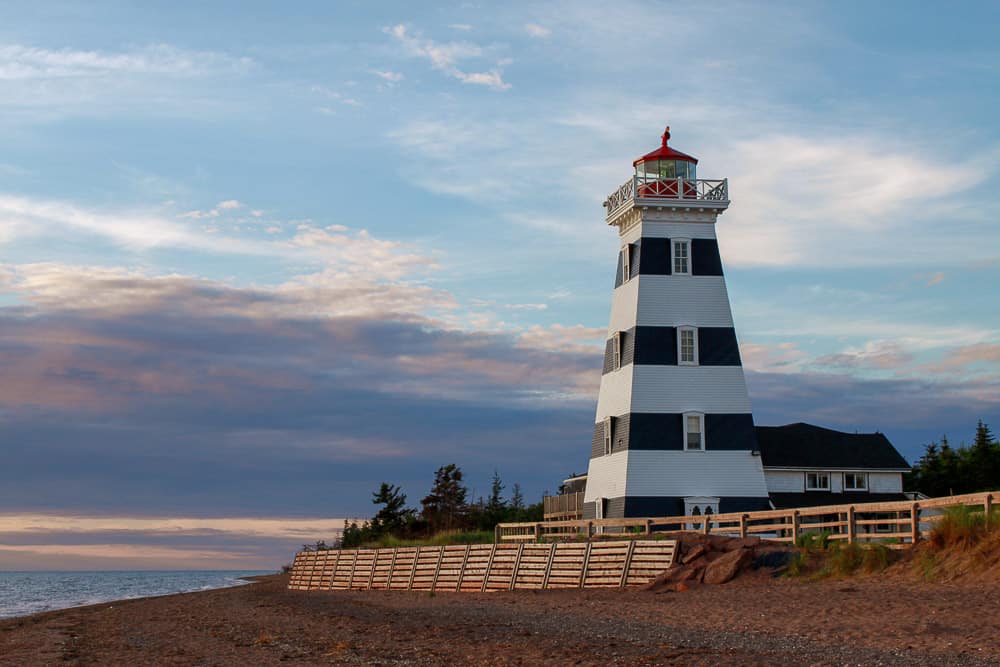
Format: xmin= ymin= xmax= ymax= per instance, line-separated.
xmin=0 ymin=570 xmax=272 ymax=619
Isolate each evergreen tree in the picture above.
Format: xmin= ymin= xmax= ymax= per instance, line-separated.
xmin=421 ymin=464 xmax=468 ymax=532
xmin=908 ymin=421 xmax=1000 ymax=496
xmin=510 ymin=483 xmax=525 ymax=510
xmin=369 ymin=483 xmax=413 ymax=537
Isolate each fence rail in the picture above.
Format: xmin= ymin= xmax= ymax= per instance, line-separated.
xmin=499 ymin=491 xmax=998 ymax=546
xmin=288 ymin=540 xmax=677 ymax=593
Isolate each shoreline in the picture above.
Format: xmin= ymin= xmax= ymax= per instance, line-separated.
xmin=2 ymin=573 xmax=999 ymax=665
xmin=0 ymin=570 xmax=272 ymax=622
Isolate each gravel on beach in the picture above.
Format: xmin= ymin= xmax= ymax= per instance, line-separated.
xmin=1 ymin=573 xmax=998 ymax=666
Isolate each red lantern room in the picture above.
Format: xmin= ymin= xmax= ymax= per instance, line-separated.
xmin=633 ymin=126 xmax=698 ymax=198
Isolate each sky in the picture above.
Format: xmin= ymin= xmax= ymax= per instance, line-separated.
xmin=0 ymin=1 xmax=998 ymax=570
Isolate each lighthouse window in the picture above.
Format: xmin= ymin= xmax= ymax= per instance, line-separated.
xmin=621 ymin=245 xmax=632 ymax=282
xmin=684 ymin=412 xmax=705 ymax=451
xmin=612 ymin=332 xmax=622 ymax=370
xmin=678 ymin=327 xmax=698 ymax=365
xmin=672 ymin=239 xmax=690 ymax=275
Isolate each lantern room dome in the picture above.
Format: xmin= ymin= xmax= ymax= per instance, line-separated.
xmin=633 ymin=127 xmax=698 ymax=167
xmin=633 ymin=126 xmax=698 ymax=187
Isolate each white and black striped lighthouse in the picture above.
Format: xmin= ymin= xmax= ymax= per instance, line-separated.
xmin=583 ymin=127 xmax=770 ymax=520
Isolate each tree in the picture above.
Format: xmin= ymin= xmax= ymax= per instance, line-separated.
xmin=510 ymin=483 xmax=524 ymax=510
xmin=486 ymin=470 xmax=505 ymax=514
xmin=370 ymin=483 xmax=413 ymax=536
xmin=421 ymin=464 xmax=468 ymax=532
xmin=908 ymin=421 xmax=1000 ymax=496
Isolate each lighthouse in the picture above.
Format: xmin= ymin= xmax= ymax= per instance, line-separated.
xmin=582 ymin=128 xmax=771 ymax=520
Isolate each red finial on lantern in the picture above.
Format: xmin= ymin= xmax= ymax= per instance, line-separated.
xmin=661 ymin=126 xmax=671 ymax=146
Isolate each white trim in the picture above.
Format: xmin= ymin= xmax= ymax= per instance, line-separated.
xmin=671 ymin=238 xmax=691 ymax=276
xmin=621 ymin=244 xmax=631 ymax=283
xmin=602 ymin=417 xmax=613 ymax=456
xmin=677 ymin=326 xmax=698 ymax=365
xmin=805 ymin=471 xmax=831 ymax=491
xmin=684 ymin=496 xmax=720 ymax=517
xmin=683 ymin=411 xmax=705 ymax=451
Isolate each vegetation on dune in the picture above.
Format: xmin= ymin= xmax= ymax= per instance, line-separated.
xmin=331 ymin=466 xmax=542 ymax=549
xmin=916 ymin=505 xmax=1000 ymax=581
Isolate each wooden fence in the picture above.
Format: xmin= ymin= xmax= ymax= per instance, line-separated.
xmin=288 ymin=540 xmax=677 ymax=592
xmin=498 ymin=491 xmax=998 ymax=546
xmin=543 ymin=491 xmax=584 ymax=521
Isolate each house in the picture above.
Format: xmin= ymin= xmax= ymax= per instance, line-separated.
xmin=756 ymin=422 xmax=911 ymax=509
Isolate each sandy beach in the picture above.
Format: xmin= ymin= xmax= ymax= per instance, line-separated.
xmin=0 ymin=573 xmax=998 ymax=666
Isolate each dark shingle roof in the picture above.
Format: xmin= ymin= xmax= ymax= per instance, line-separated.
xmin=769 ymin=491 xmax=909 ymax=509
xmin=755 ymin=422 xmax=910 ymax=470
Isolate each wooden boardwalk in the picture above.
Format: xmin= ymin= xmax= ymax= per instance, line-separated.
xmin=288 ymin=540 xmax=677 ymax=592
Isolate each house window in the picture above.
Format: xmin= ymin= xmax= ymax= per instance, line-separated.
xmin=844 ymin=472 xmax=868 ymax=491
xmin=806 ymin=472 xmax=830 ymax=491
xmin=612 ymin=331 xmax=622 ymax=370
xmin=621 ymin=245 xmax=631 ymax=282
xmin=603 ymin=417 xmax=613 ymax=455
xmin=678 ymin=327 xmax=698 ymax=365
xmin=672 ymin=239 xmax=690 ymax=275
xmin=684 ymin=412 xmax=704 ymax=451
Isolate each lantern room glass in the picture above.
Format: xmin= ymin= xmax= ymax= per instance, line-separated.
xmin=636 ymin=159 xmax=696 ymax=182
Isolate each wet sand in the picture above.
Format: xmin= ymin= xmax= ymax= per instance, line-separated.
xmin=1 ymin=573 xmax=998 ymax=666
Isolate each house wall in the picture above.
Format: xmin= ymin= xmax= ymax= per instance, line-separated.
xmin=764 ymin=469 xmax=905 ymax=494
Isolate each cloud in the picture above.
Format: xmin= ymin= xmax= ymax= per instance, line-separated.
xmin=384 ymin=24 xmax=511 ymax=90
xmin=926 ymin=272 xmax=945 ymax=286
xmin=813 ymin=341 xmax=916 ymax=371
xmin=0 ymin=43 xmax=252 ymax=80
xmin=373 ymin=70 xmax=404 ymax=82
xmin=525 ymin=24 xmax=551 ymax=38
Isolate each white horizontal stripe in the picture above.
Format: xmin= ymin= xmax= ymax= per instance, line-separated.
xmin=606 ymin=277 xmax=638 ymax=335
xmin=636 ymin=221 xmax=718 ymax=240
xmin=624 ymin=450 xmax=770 ymax=497
xmin=636 ymin=275 xmax=735 ymax=327
xmin=629 ymin=365 xmax=753 ymax=413
xmin=584 ymin=451 xmax=629 ymax=502
xmin=594 ymin=367 xmax=633 ymax=420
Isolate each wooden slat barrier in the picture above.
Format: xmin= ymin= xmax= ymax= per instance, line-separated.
xmin=497 ymin=491 xmax=1000 ymax=547
xmin=288 ymin=540 xmax=676 ymax=592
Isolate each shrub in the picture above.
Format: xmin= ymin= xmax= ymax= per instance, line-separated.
xmin=928 ymin=506 xmax=1000 ymax=549
xmin=861 ymin=543 xmax=893 ymax=573
xmin=795 ymin=530 xmax=833 ymax=550
xmin=825 ymin=543 xmax=864 ymax=576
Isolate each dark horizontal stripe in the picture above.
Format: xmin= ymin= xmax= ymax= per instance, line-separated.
xmin=602 ymin=326 xmax=741 ymax=374
xmin=613 ymin=243 xmax=640 ymax=288
xmin=590 ymin=413 xmax=631 ymax=458
xmin=583 ymin=496 xmax=771 ymax=519
xmin=632 ymin=237 xmax=724 ymax=277
xmin=591 ymin=413 xmax=758 ymax=458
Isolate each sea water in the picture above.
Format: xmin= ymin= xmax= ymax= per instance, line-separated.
xmin=0 ymin=570 xmax=271 ymax=619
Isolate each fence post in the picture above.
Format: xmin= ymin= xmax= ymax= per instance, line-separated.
xmin=645 ymin=519 xmax=653 ymax=536
xmin=702 ymin=515 xmax=711 ymax=536
xmin=739 ymin=514 xmax=748 ymax=539
xmin=847 ymin=506 xmax=856 ymax=545
xmin=534 ymin=522 xmax=542 ymax=543
xmin=986 ymin=494 xmax=994 ymax=529
xmin=585 ymin=521 xmax=593 ymax=540
xmin=494 ymin=524 xmax=500 ymax=544
xmin=910 ymin=502 xmax=921 ymax=543
xmin=791 ymin=511 xmax=800 ymax=544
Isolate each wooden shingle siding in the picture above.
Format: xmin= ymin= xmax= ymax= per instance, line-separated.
xmin=288 ymin=540 xmax=677 ymax=593
xmin=630 ymin=366 xmax=753 ymax=413
xmin=635 ymin=276 xmax=735 ymax=327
